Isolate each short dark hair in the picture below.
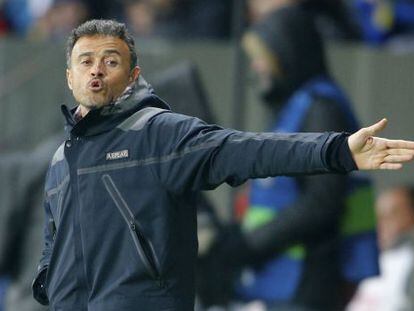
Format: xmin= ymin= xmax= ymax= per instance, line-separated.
xmin=66 ymin=19 xmax=138 ymax=69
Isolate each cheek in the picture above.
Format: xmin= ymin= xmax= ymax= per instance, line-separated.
xmin=72 ymin=78 xmax=85 ymax=96
xmin=109 ymin=71 xmax=131 ymax=91
xmin=70 ymin=76 xmax=90 ymax=101
xmin=70 ymin=71 xmax=85 ymax=88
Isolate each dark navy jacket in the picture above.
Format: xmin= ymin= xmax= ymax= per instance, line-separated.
xmin=32 ymin=77 xmax=355 ymax=311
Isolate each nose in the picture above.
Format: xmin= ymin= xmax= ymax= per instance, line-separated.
xmin=90 ymin=61 xmax=105 ymax=77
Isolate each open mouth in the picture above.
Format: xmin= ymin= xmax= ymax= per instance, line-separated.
xmin=88 ymin=79 xmax=104 ymax=92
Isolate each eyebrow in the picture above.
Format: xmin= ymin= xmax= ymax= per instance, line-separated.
xmin=77 ymin=49 xmax=122 ymax=59
xmin=102 ymin=49 xmax=122 ymax=57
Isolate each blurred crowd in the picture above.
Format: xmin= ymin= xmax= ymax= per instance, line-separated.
xmin=1 ymin=1 xmax=414 ymax=311
xmin=0 ymin=0 xmax=232 ymax=40
xmin=1 ymin=0 xmax=414 ymax=46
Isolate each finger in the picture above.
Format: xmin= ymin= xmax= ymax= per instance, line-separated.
xmin=387 ymin=149 xmax=414 ymax=156
xmin=379 ymin=163 xmax=403 ymax=170
xmin=365 ymin=118 xmax=388 ymax=136
xmin=386 ymin=139 xmax=414 ymax=149
xmin=384 ymin=154 xmax=414 ymax=163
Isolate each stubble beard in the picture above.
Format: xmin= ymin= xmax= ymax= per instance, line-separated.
xmin=79 ymin=92 xmax=112 ymax=110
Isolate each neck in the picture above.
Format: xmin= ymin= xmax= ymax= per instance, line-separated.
xmin=80 ymin=105 xmax=90 ymax=117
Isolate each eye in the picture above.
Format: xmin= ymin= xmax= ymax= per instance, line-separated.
xmin=106 ymin=59 xmax=118 ymax=67
xmin=80 ymin=59 xmax=92 ymax=66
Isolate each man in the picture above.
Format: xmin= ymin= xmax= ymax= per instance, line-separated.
xmin=376 ymin=187 xmax=414 ymax=251
xmin=201 ymin=4 xmax=377 ymax=310
xmin=347 ymin=186 xmax=414 ymax=310
xmin=32 ymin=19 xmax=414 ymax=311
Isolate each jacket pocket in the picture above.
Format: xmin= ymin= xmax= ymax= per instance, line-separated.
xmin=101 ymin=174 xmax=164 ymax=288
xmin=32 ymin=266 xmax=49 ymax=305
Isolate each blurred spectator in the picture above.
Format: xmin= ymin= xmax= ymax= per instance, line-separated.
xmin=247 ymin=0 xmax=360 ymax=40
xmin=302 ymin=0 xmax=361 ymax=40
xmin=247 ymin=0 xmax=290 ymax=21
xmin=347 ymin=186 xmax=414 ymax=311
xmin=351 ymin=0 xmax=414 ymax=47
xmin=2 ymin=0 xmax=123 ymax=39
xmin=1 ymin=0 xmax=87 ymax=39
xmin=30 ymin=0 xmax=88 ymax=40
xmin=0 ymin=136 xmax=61 ymax=311
xmin=1 ymin=0 xmax=232 ymax=40
xmin=123 ymin=0 xmax=232 ymax=39
xmin=2 ymin=0 xmax=54 ymax=35
xmin=0 ymin=18 xmax=8 ymax=37
xmin=0 ymin=2 xmax=9 ymax=36
xmin=81 ymin=0 xmax=124 ymax=20
xmin=199 ymin=3 xmax=378 ymax=310
xmin=124 ymin=1 xmax=155 ymax=37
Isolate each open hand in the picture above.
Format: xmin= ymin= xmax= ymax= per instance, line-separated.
xmin=348 ymin=118 xmax=414 ymax=170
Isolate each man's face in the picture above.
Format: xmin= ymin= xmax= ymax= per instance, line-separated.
xmin=243 ymin=32 xmax=282 ymax=94
xmin=376 ymin=188 xmax=414 ymax=250
xmin=248 ymin=0 xmax=293 ymax=22
xmin=66 ymin=35 xmax=140 ymax=115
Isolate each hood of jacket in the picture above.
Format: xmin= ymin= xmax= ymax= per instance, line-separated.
xmin=248 ymin=4 xmax=328 ymax=105
xmin=61 ymin=75 xmax=170 ymax=137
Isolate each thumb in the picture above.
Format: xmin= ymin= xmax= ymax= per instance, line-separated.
xmin=364 ymin=118 xmax=388 ymax=137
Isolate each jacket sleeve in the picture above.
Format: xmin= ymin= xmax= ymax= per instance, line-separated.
xmin=32 ymin=195 xmax=54 ymax=306
xmin=244 ymin=97 xmax=352 ymax=257
xmin=147 ymin=111 xmax=356 ymax=193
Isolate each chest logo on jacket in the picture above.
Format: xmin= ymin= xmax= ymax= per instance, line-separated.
xmin=106 ymin=150 xmax=129 ymax=161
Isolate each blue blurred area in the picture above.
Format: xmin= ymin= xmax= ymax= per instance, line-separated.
xmin=352 ymin=0 xmax=414 ymax=44
xmin=0 ymin=277 xmax=10 ymax=311
xmin=3 ymin=0 xmax=34 ymax=35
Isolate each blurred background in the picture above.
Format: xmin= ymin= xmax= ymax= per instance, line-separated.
xmin=1 ymin=0 xmax=414 ymax=310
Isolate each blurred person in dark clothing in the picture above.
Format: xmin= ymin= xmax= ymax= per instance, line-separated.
xmin=348 ymin=186 xmax=414 ymax=310
xmin=200 ymin=4 xmax=378 ymax=311
xmin=0 ymin=8 xmax=9 ymax=36
xmin=0 ymin=137 xmax=61 ymax=311
xmin=31 ymin=0 xmax=88 ymax=40
xmin=0 ymin=0 xmax=9 ymax=36
xmin=301 ymin=0 xmax=360 ymax=40
xmin=248 ymin=0 xmax=360 ymax=40
xmin=123 ymin=0 xmax=231 ymax=39
xmin=82 ymin=0 xmax=124 ymax=20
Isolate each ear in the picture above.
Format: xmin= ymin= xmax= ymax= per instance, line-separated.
xmin=129 ymin=66 xmax=141 ymax=83
xmin=66 ymin=68 xmax=73 ymax=90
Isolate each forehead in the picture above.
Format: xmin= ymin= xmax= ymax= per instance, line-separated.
xmin=72 ymin=35 xmax=130 ymax=58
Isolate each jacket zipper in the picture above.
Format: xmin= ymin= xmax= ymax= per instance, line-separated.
xmin=101 ymin=174 xmax=164 ymax=288
xmin=47 ymin=201 xmax=56 ymax=241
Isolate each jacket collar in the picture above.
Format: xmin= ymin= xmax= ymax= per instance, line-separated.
xmin=61 ymin=75 xmax=170 ymax=137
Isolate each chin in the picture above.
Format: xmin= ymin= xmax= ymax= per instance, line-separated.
xmin=85 ymin=97 xmax=111 ymax=108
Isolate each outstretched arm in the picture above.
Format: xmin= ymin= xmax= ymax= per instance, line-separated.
xmin=349 ymin=119 xmax=414 ymax=170
xmin=148 ymin=112 xmax=349 ymax=192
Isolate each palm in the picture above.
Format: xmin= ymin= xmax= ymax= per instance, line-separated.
xmin=348 ymin=119 xmax=414 ymax=170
